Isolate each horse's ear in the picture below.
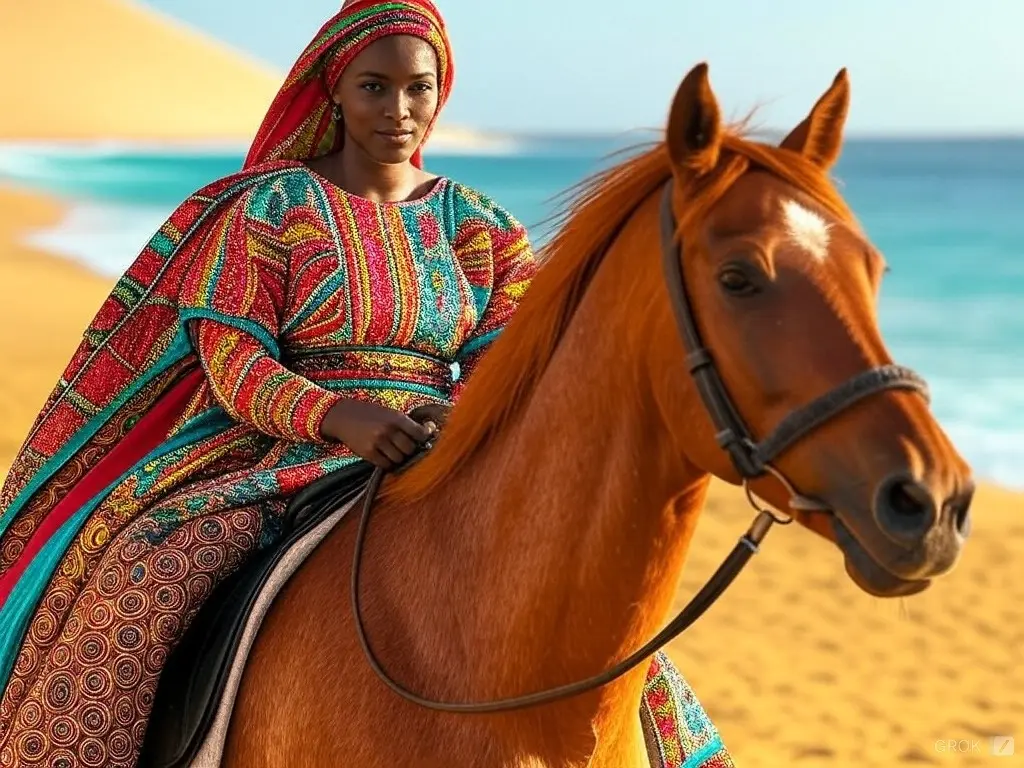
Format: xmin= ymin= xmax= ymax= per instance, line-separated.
xmin=780 ymin=68 xmax=850 ymax=169
xmin=666 ymin=62 xmax=722 ymax=177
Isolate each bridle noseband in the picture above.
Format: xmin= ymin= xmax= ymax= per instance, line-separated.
xmin=348 ymin=179 xmax=930 ymax=714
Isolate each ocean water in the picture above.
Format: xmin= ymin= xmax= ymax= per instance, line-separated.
xmin=0 ymin=136 xmax=1022 ymax=488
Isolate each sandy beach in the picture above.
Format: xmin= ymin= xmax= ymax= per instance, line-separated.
xmin=0 ymin=183 xmax=1019 ymax=766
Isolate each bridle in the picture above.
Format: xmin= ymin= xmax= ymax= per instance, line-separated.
xmin=348 ymin=177 xmax=930 ymax=713
xmin=656 ymin=185 xmax=930 ymax=508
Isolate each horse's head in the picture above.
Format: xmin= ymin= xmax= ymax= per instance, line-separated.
xmin=651 ymin=64 xmax=974 ymax=597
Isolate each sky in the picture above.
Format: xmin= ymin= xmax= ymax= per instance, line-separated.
xmin=144 ymin=0 xmax=1024 ymax=137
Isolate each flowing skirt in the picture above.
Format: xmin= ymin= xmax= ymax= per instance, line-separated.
xmin=0 ymin=417 xmax=733 ymax=768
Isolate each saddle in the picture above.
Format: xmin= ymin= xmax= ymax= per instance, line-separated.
xmin=138 ymin=462 xmax=374 ymax=768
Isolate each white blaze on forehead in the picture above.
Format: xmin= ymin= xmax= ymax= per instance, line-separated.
xmin=780 ymin=198 xmax=831 ymax=261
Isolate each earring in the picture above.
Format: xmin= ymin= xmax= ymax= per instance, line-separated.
xmin=331 ymin=103 xmax=342 ymax=122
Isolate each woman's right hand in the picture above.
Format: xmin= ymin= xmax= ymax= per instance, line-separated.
xmin=319 ymin=398 xmax=435 ymax=469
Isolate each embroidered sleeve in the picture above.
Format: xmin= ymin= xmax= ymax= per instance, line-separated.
xmin=190 ymin=319 xmax=342 ymax=442
xmin=451 ymin=215 xmax=538 ymax=401
xmin=178 ymin=185 xmax=288 ymax=358
xmin=178 ymin=183 xmax=341 ymax=441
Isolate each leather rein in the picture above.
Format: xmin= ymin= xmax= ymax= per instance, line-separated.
xmin=348 ymin=179 xmax=930 ymax=714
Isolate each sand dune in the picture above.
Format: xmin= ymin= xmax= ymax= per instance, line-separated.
xmin=1 ymin=184 xmax=1020 ymax=766
xmin=0 ymin=0 xmax=281 ymax=142
xmin=0 ymin=0 xmax=501 ymax=151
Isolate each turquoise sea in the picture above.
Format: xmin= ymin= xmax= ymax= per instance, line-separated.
xmin=0 ymin=136 xmax=1021 ymax=488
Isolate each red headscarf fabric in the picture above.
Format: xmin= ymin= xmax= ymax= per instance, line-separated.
xmin=243 ymin=0 xmax=454 ymax=170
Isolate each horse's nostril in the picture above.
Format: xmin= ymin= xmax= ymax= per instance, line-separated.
xmin=874 ymin=475 xmax=936 ymax=543
xmin=887 ymin=479 xmax=933 ymax=519
xmin=946 ymin=485 xmax=974 ymax=538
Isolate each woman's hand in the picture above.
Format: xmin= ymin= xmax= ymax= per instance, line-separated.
xmin=320 ymin=399 xmax=435 ymax=470
xmin=408 ymin=403 xmax=452 ymax=432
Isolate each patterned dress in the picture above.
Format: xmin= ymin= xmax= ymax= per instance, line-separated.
xmin=0 ymin=161 xmax=534 ymax=766
xmin=0 ymin=160 xmax=733 ymax=768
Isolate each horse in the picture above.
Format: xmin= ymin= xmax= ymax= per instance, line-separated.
xmin=219 ymin=63 xmax=975 ymax=767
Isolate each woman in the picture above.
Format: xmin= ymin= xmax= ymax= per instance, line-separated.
xmin=0 ymin=2 xmax=732 ymax=766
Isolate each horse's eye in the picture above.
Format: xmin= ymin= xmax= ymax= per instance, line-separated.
xmin=718 ymin=266 xmax=758 ymax=296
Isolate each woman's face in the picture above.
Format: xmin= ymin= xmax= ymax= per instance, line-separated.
xmin=332 ymin=35 xmax=440 ymax=165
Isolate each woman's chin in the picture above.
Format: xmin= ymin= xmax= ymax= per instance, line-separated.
xmin=367 ymin=136 xmax=421 ymax=165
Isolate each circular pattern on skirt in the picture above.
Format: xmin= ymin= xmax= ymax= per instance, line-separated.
xmin=62 ymin=614 xmax=83 ymax=639
xmin=0 ymin=537 xmax=25 ymax=562
xmin=108 ymin=728 xmax=134 ymax=762
xmin=152 ymin=550 xmax=189 ymax=581
xmin=114 ymin=589 xmax=148 ymax=620
xmin=16 ymin=700 xmax=43 ymax=729
xmin=129 ymin=562 xmax=148 ymax=584
xmin=42 ymin=672 xmax=78 ymax=714
xmin=132 ymin=718 xmax=150 ymax=749
xmin=0 ymin=502 xmax=274 ymax=764
xmin=97 ymin=566 xmax=127 ymax=598
xmin=79 ymin=703 xmax=112 ymax=738
xmin=49 ymin=715 xmax=80 ymax=748
xmin=113 ymin=655 xmax=143 ymax=690
xmin=48 ymin=589 xmax=72 ymax=615
xmin=29 ymin=612 xmax=58 ymax=645
xmin=193 ymin=544 xmax=226 ymax=571
xmin=153 ymin=613 xmax=182 ymax=644
xmin=86 ymin=601 xmax=115 ymax=631
xmin=133 ymin=680 xmax=156 ymax=715
xmin=14 ymin=646 xmax=39 ymax=676
xmin=80 ymin=668 xmax=114 ymax=701
xmin=76 ymin=632 xmax=110 ymax=666
xmin=12 ymin=729 xmax=46 ymax=761
xmin=121 ymin=539 xmax=149 ymax=561
xmin=48 ymin=749 xmax=78 ymax=768
xmin=4 ymin=677 xmax=26 ymax=704
xmin=0 ymin=538 xmax=25 ymax=568
xmin=187 ymin=573 xmax=214 ymax=602
xmin=79 ymin=736 xmax=108 ymax=767
xmin=153 ymin=583 xmax=186 ymax=613
xmin=113 ymin=695 xmax=136 ymax=728
xmin=230 ymin=509 xmax=258 ymax=532
xmin=145 ymin=645 xmax=169 ymax=674
xmin=73 ymin=590 xmax=97 ymax=618
xmin=114 ymin=623 xmax=145 ymax=653
xmin=51 ymin=645 xmax=72 ymax=669
xmin=10 ymin=516 xmax=34 ymax=536
xmin=197 ymin=518 xmax=226 ymax=542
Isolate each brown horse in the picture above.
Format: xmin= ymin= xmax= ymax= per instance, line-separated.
xmin=221 ymin=64 xmax=974 ymax=767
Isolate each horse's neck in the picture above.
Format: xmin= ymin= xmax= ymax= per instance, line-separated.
xmin=387 ymin=250 xmax=711 ymax=759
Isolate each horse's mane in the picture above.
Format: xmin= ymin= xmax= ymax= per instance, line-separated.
xmin=387 ymin=126 xmax=857 ymax=503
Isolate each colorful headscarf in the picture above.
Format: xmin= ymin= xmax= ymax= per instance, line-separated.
xmin=244 ymin=0 xmax=454 ymax=170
